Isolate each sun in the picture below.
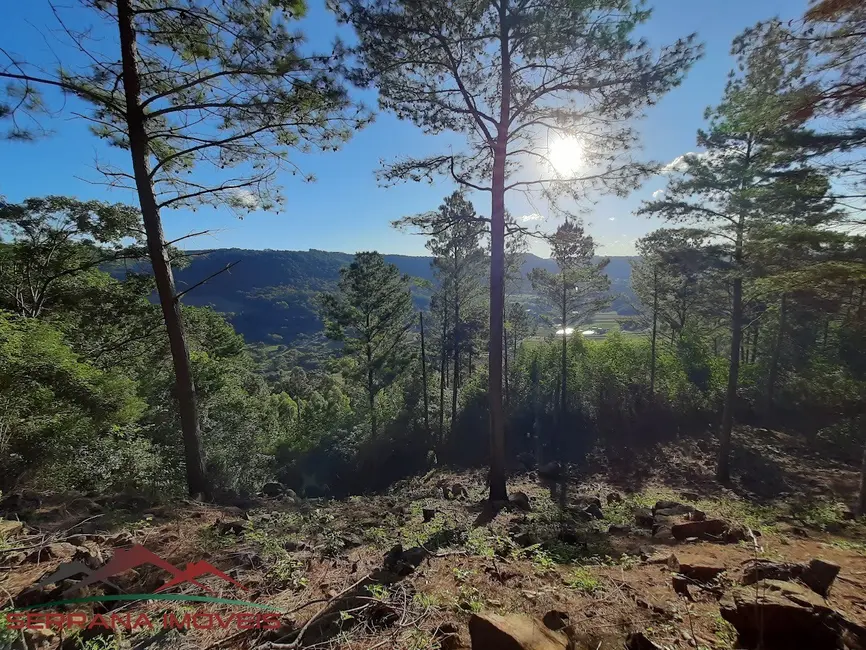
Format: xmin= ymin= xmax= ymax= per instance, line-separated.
xmin=548 ymin=136 xmax=584 ymax=175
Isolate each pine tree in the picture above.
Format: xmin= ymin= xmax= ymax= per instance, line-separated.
xmin=321 ymin=252 xmax=415 ymax=438
xmin=640 ymin=26 xmax=837 ymax=482
xmin=631 ymin=228 xmax=714 ymax=395
xmin=337 ymin=0 xmax=700 ymax=500
xmin=0 ymin=0 xmax=366 ymax=496
xmin=528 ymin=222 xmax=610 ymax=444
xmin=397 ymin=192 xmax=487 ymax=441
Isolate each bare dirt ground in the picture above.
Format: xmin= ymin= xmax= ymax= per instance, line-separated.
xmin=2 ymin=426 xmax=866 ymax=650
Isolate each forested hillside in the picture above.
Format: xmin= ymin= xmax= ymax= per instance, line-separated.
xmin=111 ymin=249 xmax=635 ymax=344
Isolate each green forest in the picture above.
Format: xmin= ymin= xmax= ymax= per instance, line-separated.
xmin=1 ymin=1 xmax=865 ymax=650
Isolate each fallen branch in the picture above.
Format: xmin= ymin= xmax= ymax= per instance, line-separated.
xmin=2 ymin=514 xmax=105 ymax=554
xmin=259 ymin=573 xmax=371 ymax=649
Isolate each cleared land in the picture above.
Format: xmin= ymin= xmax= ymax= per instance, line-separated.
xmin=2 ymin=427 xmax=864 ymax=650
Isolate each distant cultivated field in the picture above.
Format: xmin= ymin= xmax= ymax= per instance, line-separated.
xmin=525 ymin=311 xmax=645 ymax=345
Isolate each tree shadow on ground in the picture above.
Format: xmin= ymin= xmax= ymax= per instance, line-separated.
xmin=578 ymin=427 xmax=861 ymax=507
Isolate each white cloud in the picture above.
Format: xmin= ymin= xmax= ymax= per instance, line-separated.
xmin=608 ymin=217 xmax=616 ymax=221
xmin=227 ymin=189 xmax=260 ymax=210
xmin=521 ymin=213 xmax=544 ymax=222
xmin=662 ymin=153 xmax=697 ymax=174
xmin=663 ymin=147 xmax=746 ymax=174
xmin=652 ymin=189 xmax=666 ymax=200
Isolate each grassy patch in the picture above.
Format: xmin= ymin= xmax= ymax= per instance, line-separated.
xmin=713 ymin=614 xmax=738 ymax=649
xmin=412 ymin=590 xmax=445 ymax=611
xmin=196 ymin=525 xmax=241 ymax=552
xmin=454 ymin=585 xmax=485 ymax=613
xmin=789 ymin=500 xmax=849 ymax=532
xmin=824 ymin=538 xmax=866 ymax=555
xmin=695 ymin=496 xmax=779 ymax=532
xmin=565 ymin=567 xmax=603 ymax=595
xmin=602 ymin=490 xmax=665 ymax=527
xmin=244 ymin=513 xmax=309 ymax=590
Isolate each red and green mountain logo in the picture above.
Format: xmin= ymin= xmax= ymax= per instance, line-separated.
xmin=36 ymin=544 xmax=246 ymax=597
xmin=11 ymin=544 xmax=276 ymax=613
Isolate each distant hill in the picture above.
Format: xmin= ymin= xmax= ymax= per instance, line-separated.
xmin=112 ymin=249 xmax=636 ymax=344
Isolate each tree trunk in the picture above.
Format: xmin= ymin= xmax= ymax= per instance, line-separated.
xmin=559 ymin=278 xmax=567 ymax=452
xmin=503 ymin=319 xmax=509 ymax=406
xmin=451 ymin=302 xmax=459 ymax=438
xmin=420 ymin=311 xmax=430 ymax=441
xmin=531 ymin=356 xmax=541 ymax=464
xmin=750 ymin=325 xmax=759 ymax=364
xmin=439 ymin=321 xmax=447 ymax=444
xmin=486 ymin=0 xmax=510 ymax=502
xmin=765 ymin=293 xmax=786 ymax=415
xmin=858 ymin=416 xmax=866 ymax=516
xmin=650 ymin=268 xmax=658 ymax=398
xmin=367 ymin=341 xmax=377 ymax=438
xmin=116 ymin=0 xmax=207 ymax=498
xmin=718 ymin=222 xmax=745 ymax=483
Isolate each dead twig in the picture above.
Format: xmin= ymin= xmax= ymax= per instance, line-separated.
xmin=259 ymin=573 xmax=371 ymax=649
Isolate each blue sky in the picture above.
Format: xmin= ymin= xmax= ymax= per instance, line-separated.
xmin=0 ymin=0 xmax=808 ymax=257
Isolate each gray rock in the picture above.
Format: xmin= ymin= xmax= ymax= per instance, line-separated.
xmin=720 ymin=580 xmax=844 ymax=649
xmin=671 ymin=519 xmax=727 ymax=541
xmin=451 ymin=483 xmax=469 ymax=500
xmin=634 ymin=508 xmax=655 ymax=528
xmin=537 ymin=461 xmax=562 ymax=480
xmin=677 ymin=563 xmax=726 ymax=582
xmin=741 ymin=558 xmax=804 ymax=585
xmin=801 ymin=558 xmax=841 ymax=597
xmin=509 ymin=492 xmax=532 ymax=512
xmin=261 ymin=482 xmax=285 ymax=497
xmin=653 ymin=500 xmax=693 ymax=515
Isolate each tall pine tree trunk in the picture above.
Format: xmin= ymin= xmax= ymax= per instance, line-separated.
xmin=531 ymin=356 xmax=541 ymax=464
xmin=650 ymin=268 xmax=658 ymax=398
xmin=560 ymin=279 xmax=568 ymax=446
xmin=451 ymin=302 xmax=460 ymax=438
xmin=367 ymin=345 xmax=377 ymax=438
xmin=503 ymin=319 xmax=509 ymax=406
xmin=420 ymin=311 xmax=430 ymax=440
xmin=751 ymin=325 xmax=759 ymax=363
xmin=486 ymin=0 xmax=510 ymax=502
xmin=438 ymin=295 xmax=448 ymax=444
xmin=718 ymin=216 xmax=745 ymax=483
xmin=858 ymin=417 xmax=866 ymax=516
xmin=765 ymin=293 xmax=786 ymax=415
xmin=116 ymin=0 xmax=207 ymax=498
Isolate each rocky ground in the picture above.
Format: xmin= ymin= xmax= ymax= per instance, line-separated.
xmin=2 ymin=427 xmax=866 ymax=650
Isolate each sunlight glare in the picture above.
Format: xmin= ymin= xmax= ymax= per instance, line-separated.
xmin=548 ymin=136 xmax=584 ymax=175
